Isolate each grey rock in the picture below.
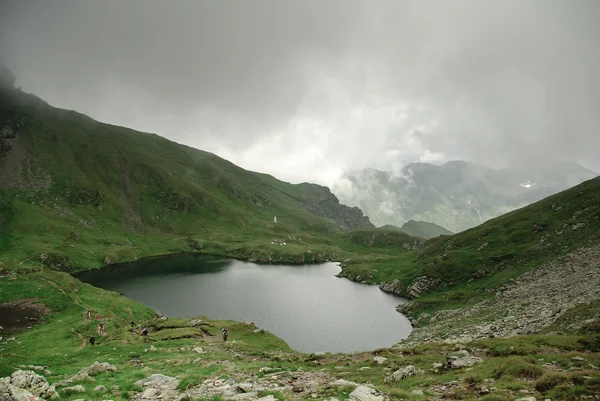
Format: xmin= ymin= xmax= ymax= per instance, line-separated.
xmin=0 ymin=379 xmax=42 ymax=401
xmin=450 ymin=356 xmax=483 ymax=369
xmin=64 ymin=385 xmax=86 ymax=393
xmin=5 ymin=370 xmax=58 ymax=399
xmin=406 ymin=276 xmax=441 ymax=299
xmin=332 ymin=379 xmax=359 ymax=387
xmin=411 ymin=389 xmax=424 ymax=395
xmin=349 ymin=386 xmax=389 ymax=401
xmin=193 ymin=347 xmax=204 ymax=354
xmin=56 ymin=362 xmax=117 ymax=387
xmin=384 ymin=365 xmax=417 ymax=383
xmin=94 ymin=385 xmax=108 ymax=392
xmin=373 ymin=356 xmax=388 ymax=364
xmin=379 ymin=280 xmax=405 ymax=296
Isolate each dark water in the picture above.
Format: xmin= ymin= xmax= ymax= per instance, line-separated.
xmin=77 ymin=255 xmax=412 ymax=353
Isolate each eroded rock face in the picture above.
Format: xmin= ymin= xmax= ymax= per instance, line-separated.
xmin=378 ymin=279 xmax=405 ymax=296
xmin=406 ymin=276 xmax=441 ymax=299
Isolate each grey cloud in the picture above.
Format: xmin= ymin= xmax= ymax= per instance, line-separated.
xmin=1 ymin=0 xmax=598 ymax=183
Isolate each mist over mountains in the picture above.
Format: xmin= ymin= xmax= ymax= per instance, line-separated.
xmin=333 ymin=160 xmax=598 ymax=232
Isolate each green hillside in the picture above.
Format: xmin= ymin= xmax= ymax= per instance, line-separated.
xmin=0 ymin=86 xmax=371 ymax=270
xmin=379 ymin=220 xmax=453 ymax=239
xmin=340 ymin=176 xmax=600 ymax=312
xmin=0 ymin=81 xmax=599 ymax=401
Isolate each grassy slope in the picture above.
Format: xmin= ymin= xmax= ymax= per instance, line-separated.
xmin=1 ymin=269 xmax=598 ymax=401
xmin=379 ymin=220 xmax=454 ymax=239
xmin=0 ymin=87 xmax=599 ymax=400
xmin=0 ymin=88 xmax=372 ymax=271
xmin=339 ymin=176 xmax=600 ymax=312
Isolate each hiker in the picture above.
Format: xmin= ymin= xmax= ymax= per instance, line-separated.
xmin=86 ymin=310 xmax=92 ymax=319
xmin=222 ymin=328 xmax=229 ymax=342
xmin=141 ymin=327 xmax=149 ymax=341
xmin=98 ymin=323 xmax=105 ymax=334
xmin=89 ymin=335 xmax=95 ymax=346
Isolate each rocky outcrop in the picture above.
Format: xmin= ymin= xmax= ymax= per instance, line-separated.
xmin=55 ymin=361 xmax=117 ymax=387
xmin=406 ymin=276 xmax=441 ymax=299
xmin=293 ymin=183 xmax=374 ymax=230
xmin=378 ymin=279 xmax=406 ymax=296
xmin=133 ymin=374 xmax=180 ymax=401
xmin=0 ymin=370 xmax=58 ymax=400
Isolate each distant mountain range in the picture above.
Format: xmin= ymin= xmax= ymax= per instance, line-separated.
xmin=333 ymin=160 xmax=598 ymax=232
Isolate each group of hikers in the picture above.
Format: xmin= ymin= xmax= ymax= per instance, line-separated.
xmin=86 ymin=310 xmax=149 ymax=346
xmin=85 ymin=310 xmax=229 ymax=346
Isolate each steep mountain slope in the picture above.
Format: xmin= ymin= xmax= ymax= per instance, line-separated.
xmin=334 ymin=161 xmax=597 ymax=232
xmin=0 ymin=84 xmax=371 ymax=269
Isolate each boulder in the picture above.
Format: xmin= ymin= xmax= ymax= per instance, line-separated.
xmin=349 ymin=386 xmax=389 ymax=401
xmin=373 ymin=356 xmax=388 ymax=364
xmin=0 ymin=378 xmax=41 ymax=401
xmin=383 ymin=365 xmax=417 ymax=383
xmin=193 ymin=347 xmax=204 ymax=354
xmin=331 ymin=379 xmax=359 ymax=387
xmin=5 ymin=370 xmax=58 ymax=399
xmin=94 ymin=385 xmax=108 ymax=392
xmin=449 ymin=356 xmax=483 ymax=369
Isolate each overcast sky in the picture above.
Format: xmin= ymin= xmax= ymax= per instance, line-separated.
xmin=1 ymin=0 xmax=599 ymax=185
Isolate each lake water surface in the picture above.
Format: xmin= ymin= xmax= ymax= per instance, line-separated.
xmin=77 ymin=255 xmax=412 ymax=353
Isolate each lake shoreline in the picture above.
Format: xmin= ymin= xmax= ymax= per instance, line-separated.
xmin=78 ymin=255 xmax=413 ymax=353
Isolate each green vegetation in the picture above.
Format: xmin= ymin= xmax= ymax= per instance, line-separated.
xmin=0 ymin=87 xmax=375 ymax=272
xmin=1 ymin=80 xmax=600 ymax=400
xmin=379 ymin=220 xmax=454 ymax=239
xmin=339 ymin=175 xmax=600 ymax=316
xmin=1 ymin=269 xmax=599 ymax=400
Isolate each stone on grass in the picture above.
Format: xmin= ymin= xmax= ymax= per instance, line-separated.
xmin=449 ymin=356 xmax=483 ymax=369
xmin=349 ymin=386 xmax=389 ymax=401
xmin=383 ymin=365 xmax=417 ymax=383
xmin=64 ymin=385 xmax=86 ymax=393
xmin=5 ymin=370 xmax=58 ymax=399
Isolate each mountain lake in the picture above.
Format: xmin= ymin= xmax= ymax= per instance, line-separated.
xmin=77 ymin=254 xmax=412 ymax=353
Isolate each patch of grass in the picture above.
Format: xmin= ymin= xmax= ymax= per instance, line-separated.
xmin=492 ymin=357 xmax=544 ymax=380
xmin=535 ymin=373 xmax=569 ymax=392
